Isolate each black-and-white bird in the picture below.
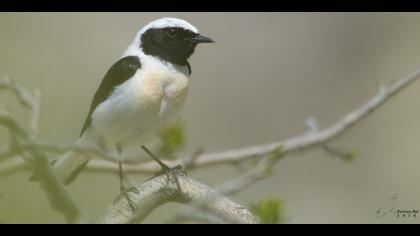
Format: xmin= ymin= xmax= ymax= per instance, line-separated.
xmin=31 ymin=17 xmax=214 ymax=188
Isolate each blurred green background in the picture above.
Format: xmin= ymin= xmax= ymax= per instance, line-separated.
xmin=1 ymin=12 xmax=420 ymax=223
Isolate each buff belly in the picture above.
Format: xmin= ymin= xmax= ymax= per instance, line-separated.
xmin=87 ymin=65 xmax=190 ymax=155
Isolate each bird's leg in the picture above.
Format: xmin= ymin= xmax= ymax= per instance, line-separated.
xmin=117 ymin=162 xmax=137 ymax=212
xmin=116 ymin=145 xmax=138 ymax=194
xmin=141 ymin=145 xmax=186 ymax=191
xmin=113 ymin=145 xmax=139 ymax=213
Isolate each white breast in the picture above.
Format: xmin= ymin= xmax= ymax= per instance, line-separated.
xmin=87 ymin=55 xmax=190 ymax=156
xmin=159 ymin=64 xmax=190 ymax=127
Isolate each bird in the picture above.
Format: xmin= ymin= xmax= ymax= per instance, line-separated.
xmin=30 ymin=17 xmax=214 ymax=199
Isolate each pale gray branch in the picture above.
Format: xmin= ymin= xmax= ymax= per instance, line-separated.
xmin=0 ymin=77 xmax=34 ymax=108
xmin=92 ymin=65 xmax=420 ymax=172
xmin=169 ymin=154 xmax=276 ymax=223
xmin=97 ymin=174 xmax=258 ymax=224
xmin=2 ymin=66 xmax=420 ymax=177
xmin=29 ymin=88 xmax=42 ymax=138
xmin=0 ymin=78 xmax=88 ymax=223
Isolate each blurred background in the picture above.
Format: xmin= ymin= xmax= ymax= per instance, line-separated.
xmin=1 ymin=12 xmax=420 ymax=224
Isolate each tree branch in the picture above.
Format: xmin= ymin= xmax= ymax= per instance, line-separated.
xmin=168 ymin=153 xmax=276 ymax=223
xmin=97 ymin=174 xmax=258 ymax=224
xmin=5 ymin=64 xmax=415 ymax=176
xmin=2 ymin=66 xmax=420 ymax=178
xmin=84 ymin=66 xmax=420 ymax=172
xmin=0 ymin=78 xmax=89 ymax=223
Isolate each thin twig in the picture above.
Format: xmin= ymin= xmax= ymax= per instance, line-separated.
xmin=306 ymin=117 xmax=354 ymax=161
xmin=0 ymin=77 xmax=33 ymax=108
xmin=0 ymin=60 xmax=420 ymax=174
xmin=2 ymin=66 xmax=420 ymax=177
xmin=0 ymin=78 xmax=89 ymax=223
xmin=30 ymin=88 xmax=42 ymax=138
xmin=168 ymin=152 xmax=277 ymax=223
xmin=182 ymin=147 xmax=204 ymax=170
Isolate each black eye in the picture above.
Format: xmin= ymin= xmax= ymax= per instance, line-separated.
xmin=166 ymin=29 xmax=177 ymax=38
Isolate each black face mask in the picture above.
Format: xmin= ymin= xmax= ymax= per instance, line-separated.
xmin=140 ymin=27 xmax=213 ymax=65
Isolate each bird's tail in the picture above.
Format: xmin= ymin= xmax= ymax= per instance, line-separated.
xmin=29 ymin=150 xmax=90 ymax=185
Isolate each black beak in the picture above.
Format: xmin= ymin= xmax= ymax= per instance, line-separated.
xmin=189 ymin=34 xmax=214 ymax=44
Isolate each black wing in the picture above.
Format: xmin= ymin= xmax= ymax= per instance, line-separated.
xmin=80 ymin=56 xmax=141 ymax=137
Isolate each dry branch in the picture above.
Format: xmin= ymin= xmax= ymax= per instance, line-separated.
xmin=97 ymin=174 xmax=258 ymax=224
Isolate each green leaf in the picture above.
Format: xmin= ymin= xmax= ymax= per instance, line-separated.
xmin=250 ymin=198 xmax=285 ymax=224
xmin=158 ymin=119 xmax=186 ymax=157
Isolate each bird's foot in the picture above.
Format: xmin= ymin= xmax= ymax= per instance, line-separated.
xmin=152 ymin=165 xmax=187 ymax=192
xmin=141 ymin=145 xmax=187 ymax=191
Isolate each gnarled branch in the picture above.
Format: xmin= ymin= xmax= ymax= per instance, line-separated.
xmin=97 ymin=174 xmax=258 ymax=224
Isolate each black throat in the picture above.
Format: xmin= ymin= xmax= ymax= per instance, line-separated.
xmin=140 ymin=27 xmax=199 ymax=66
